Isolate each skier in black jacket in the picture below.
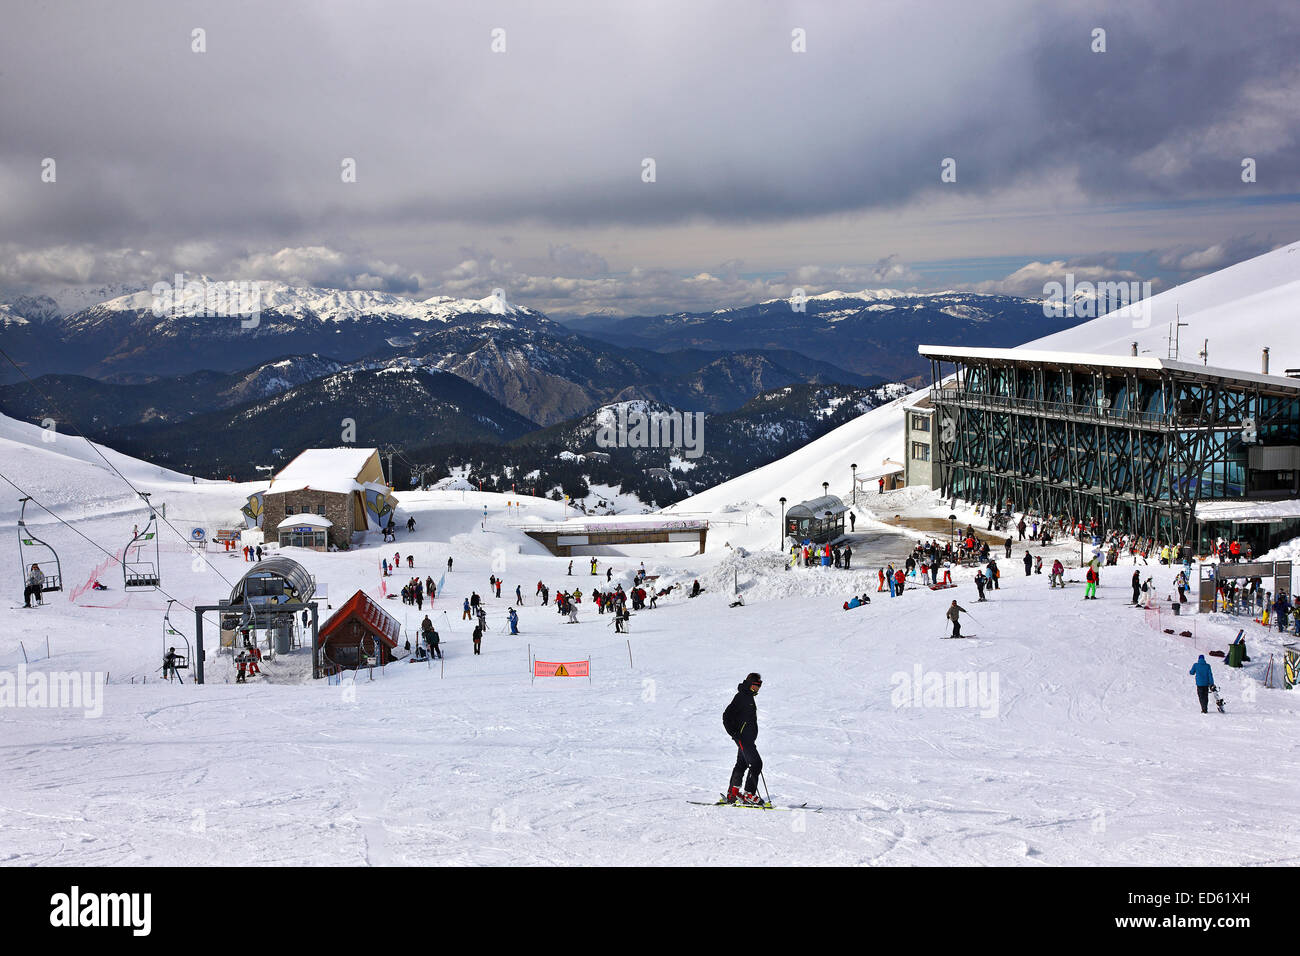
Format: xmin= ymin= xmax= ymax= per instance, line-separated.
xmin=722 ymin=672 xmax=764 ymax=805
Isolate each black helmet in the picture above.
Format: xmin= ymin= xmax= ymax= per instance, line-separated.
xmin=745 ymin=672 xmax=762 ymax=685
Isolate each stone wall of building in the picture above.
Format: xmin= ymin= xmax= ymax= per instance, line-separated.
xmin=263 ymin=490 xmax=355 ymax=548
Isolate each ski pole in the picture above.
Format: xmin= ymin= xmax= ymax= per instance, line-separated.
xmin=759 ymin=770 xmax=772 ymax=807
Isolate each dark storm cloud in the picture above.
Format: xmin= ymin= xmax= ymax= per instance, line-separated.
xmin=0 ymin=0 xmax=1296 ymax=306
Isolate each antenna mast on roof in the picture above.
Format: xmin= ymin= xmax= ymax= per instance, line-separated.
xmin=1198 ymin=338 xmax=1208 ymax=366
xmin=1167 ymin=304 xmax=1188 ymax=360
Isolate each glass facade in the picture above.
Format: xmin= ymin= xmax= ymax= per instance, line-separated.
xmin=926 ymin=352 xmax=1300 ymax=546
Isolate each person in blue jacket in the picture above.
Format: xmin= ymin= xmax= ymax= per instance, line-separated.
xmin=1273 ymin=591 xmax=1290 ymax=633
xmin=508 ymin=607 xmax=519 ymax=634
xmin=1189 ymin=654 xmax=1215 ymax=714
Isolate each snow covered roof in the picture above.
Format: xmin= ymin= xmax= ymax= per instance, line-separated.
xmin=277 ymin=514 xmax=333 ymax=529
xmin=1195 ymin=499 xmax=1300 ymax=524
xmin=918 ymin=345 xmax=1300 ymax=392
xmin=268 ymin=447 xmax=380 ymax=496
xmin=857 ymin=463 xmax=904 ymax=481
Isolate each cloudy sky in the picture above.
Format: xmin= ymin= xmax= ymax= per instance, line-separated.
xmin=1 ymin=0 xmax=1297 ymax=318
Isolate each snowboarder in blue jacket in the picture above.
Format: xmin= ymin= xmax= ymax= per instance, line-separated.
xmin=1189 ymin=655 xmax=1215 ymax=714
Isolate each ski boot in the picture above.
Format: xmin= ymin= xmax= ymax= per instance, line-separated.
xmin=741 ymin=791 xmax=764 ymax=806
xmin=724 ymin=786 xmax=740 ymax=804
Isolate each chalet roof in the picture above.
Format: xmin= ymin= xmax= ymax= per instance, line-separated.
xmin=268 ymin=447 xmax=381 ymax=496
xmin=319 ymin=590 xmax=401 ymax=649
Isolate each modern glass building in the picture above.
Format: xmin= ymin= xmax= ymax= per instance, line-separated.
xmin=918 ymin=346 xmax=1300 ymax=550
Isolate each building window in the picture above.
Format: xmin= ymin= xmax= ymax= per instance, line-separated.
xmin=911 ymin=441 xmax=931 ymax=462
xmin=286 ymin=504 xmax=295 ymax=515
xmin=911 ymin=413 xmax=931 ymax=432
xmin=317 ymin=504 xmax=326 ymax=516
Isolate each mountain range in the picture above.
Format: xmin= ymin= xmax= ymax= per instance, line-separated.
xmin=0 ymin=280 xmax=1085 ymax=495
xmin=561 ymin=289 xmax=1075 ymax=381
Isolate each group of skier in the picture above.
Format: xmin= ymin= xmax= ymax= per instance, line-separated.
xmin=400 ymin=576 xmax=432 ymax=609
xmin=790 ymin=542 xmax=853 ymax=568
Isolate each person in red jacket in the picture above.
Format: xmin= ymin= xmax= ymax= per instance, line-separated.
xmin=893 ymin=568 xmax=905 ymax=595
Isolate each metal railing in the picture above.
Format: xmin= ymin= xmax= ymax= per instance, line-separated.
xmin=932 ymin=387 xmax=1174 ymax=427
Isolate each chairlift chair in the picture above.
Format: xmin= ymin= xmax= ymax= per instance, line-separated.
xmin=124 ymin=496 xmax=161 ymax=590
xmin=17 ymin=497 xmax=63 ymax=593
xmin=162 ymin=600 xmax=192 ymax=677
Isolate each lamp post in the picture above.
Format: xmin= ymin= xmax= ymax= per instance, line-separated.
xmin=825 ymin=510 xmax=833 ymax=544
xmin=948 ymin=513 xmax=956 ymax=552
xmin=851 ymin=463 xmax=857 ymax=505
xmin=779 ymin=497 xmax=787 ymax=550
xmin=822 ymin=481 xmax=829 ymax=499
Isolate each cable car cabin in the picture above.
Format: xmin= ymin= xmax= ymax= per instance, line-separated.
xmin=785 ymin=494 xmax=848 ymax=544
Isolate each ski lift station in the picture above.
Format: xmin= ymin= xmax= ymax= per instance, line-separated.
xmin=190 ymin=557 xmax=321 ymax=684
xmin=784 ymin=495 xmax=848 ymax=544
xmin=915 ymin=345 xmax=1300 ymax=552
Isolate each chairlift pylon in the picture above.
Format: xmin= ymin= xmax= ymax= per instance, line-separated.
xmin=17 ymin=497 xmax=63 ymax=593
xmin=124 ymin=492 xmax=161 ymax=590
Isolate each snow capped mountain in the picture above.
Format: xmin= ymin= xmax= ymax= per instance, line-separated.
xmin=15 ymin=282 xmax=558 ymax=383
xmin=0 ymin=303 xmax=30 ymax=328
xmin=0 ymin=292 xmax=64 ymax=324
xmin=76 ymin=281 xmax=534 ymax=329
xmin=568 ymin=290 xmax=1068 ymax=381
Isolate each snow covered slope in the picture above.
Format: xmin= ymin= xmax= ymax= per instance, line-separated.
xmin=3 ymin=408 xmax=1299 ymax=866
xmin=0 ymin=413 xmax=201 ymax=524
xmin=1026 ymin=240 xmax=1300 ymax=372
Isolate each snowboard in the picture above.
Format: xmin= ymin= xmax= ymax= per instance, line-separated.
xmin=1211 ymin=684 xmax=1226 ymax=713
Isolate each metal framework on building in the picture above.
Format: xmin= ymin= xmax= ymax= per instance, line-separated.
xmin=922 ymin=347 xmax=1300 ymax=548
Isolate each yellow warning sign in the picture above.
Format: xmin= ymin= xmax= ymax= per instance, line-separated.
xmin=554 ymin=664 xmax=569 ymax=676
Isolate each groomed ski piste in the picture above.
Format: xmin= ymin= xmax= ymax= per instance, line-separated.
xmin=4 ymin=243 xmax=1300 ymax=867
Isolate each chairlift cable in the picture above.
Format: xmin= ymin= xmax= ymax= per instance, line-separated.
xmin=0 ymin=468 xmax=198 ymax=613
xmin=0 ymin=345 xmax=240 ymax=590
